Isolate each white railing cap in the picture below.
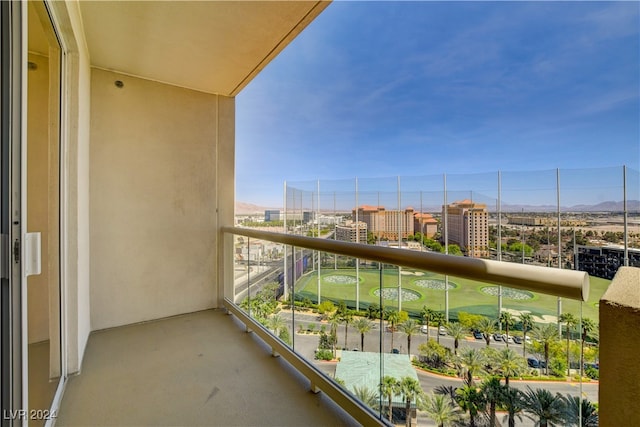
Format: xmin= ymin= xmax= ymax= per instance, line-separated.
xmin=223 ymin=226 xmax=589 ymax=301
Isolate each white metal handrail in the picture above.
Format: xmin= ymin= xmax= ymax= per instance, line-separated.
xmin=223 ymin=226 xmax=590 ymax=301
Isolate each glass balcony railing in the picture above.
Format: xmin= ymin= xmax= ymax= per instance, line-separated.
xmin=225 ymin=165 xmax=640 ymax=425
xmin=223 ymin=226 xmax=596 ymax=427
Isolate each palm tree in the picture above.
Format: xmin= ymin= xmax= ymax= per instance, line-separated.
xmin=532 ymin=324 xmax=557 ymax=376
xmin=476 ymin=316 xmax=497 ymax=347
xmin=353 ymin=317 xmax=372 ymax=352
xmin=432 ymin=311 xmax=446 ymax=344
xmin=499 ymin=311 xmax=515 ymax=348
xmin=518 ymin=312 xmax=534 ymax=358
xmin=494 ymin=348 xmax=524 ymax=387
xmin=433 ymin=384 xmax=458 ymax=402
xmin=266 ymin=314 xmax=286 ymax=336
xmin=579 ymin=318 xmax=596 ymax=378
xmin=278 ymin=326 xmax=291 ymax=346
xmin=481 ymin=376 xmax=504 ymax=427
xmin=445 ymin=322 xmax=466 ymax=356
xmin=455 ymin=384 xmax=485 ymax=427
xmin=500 ymin=387 xmax=525 ymax=427
xmin=397 ymin=377 xmax=423 ymax=427
xmin=242 ymin=297 xmax=265 ymax=321
xmin=520 ymin=386 xmax=565 ymax=427
xmin=560 ymin=394 xmax=599 ymax=427
xmin=386 ymin=309 xmax=401 ymax=351
xmin=329 ymin=314 xmax=340 ymax=358
xmin=419 ymin=393 xmax=462 ymax=427
xmin=340 ymin=309 xmax=354 ymax=349
xmin=458 ymin=347 xmax=485 ymax=386
xmin=559 ymin=312 xmax=578 ymax=376
xmin=399 ymin=319 xmax=421 ymax=356
xmin=380 ymin=376 xmax=399 ymax=422
xmin=421 ymin=306 xmax=436 ymax=341
xmin=352 ymin=385 xmax=378 ymax=410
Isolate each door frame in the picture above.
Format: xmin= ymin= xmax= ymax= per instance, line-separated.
xmin=2 ymin=0 xmax=26 ymax=424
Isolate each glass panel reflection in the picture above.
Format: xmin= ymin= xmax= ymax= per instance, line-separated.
xmin=229 ymin=229 xmax=601 ymax=425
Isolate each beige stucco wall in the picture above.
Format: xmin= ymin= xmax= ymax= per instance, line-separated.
xmin=599 ymin=266 xmax=640 ymax=426
xmin=216 ymin=97 xmax=235 ymax=306
xmin=89 ymin=68 xmax=233 ymax=330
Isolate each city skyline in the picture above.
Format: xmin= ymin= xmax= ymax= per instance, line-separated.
xmin=236 ymin=1 xmax=639 ymax=207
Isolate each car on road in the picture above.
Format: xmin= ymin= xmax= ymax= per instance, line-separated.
xmin=420 ymin=325 xmax=429 ymax=334
xmin=502 ymin=334 xmax=514 ymax=344
xmin=513 ymin=336 xmax=531 ymax=344
xmin=391 ymin=348 xmax=400 ymax=354
xmin=473 ymin=330 xmax=484 ymax=340
xmin=492 ymin=333 xmax=503 ymax=341
xmin=527 ymin=357 xmax=547 ymax=369
xmin=439 ymin=326 xmax=447 ymax=336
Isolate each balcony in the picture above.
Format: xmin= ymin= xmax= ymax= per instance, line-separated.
xmin=8 ymin=2 xmax=638 ymax=426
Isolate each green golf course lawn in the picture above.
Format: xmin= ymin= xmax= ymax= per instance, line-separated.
xmin=294 ymin=267 xmax=608 ymax=324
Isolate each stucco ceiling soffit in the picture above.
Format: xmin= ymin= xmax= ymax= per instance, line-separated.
xmin=79 ymin=1 xmax=330 ymax=96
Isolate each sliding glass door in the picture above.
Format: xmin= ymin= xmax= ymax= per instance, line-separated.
xmin=26 ymin=2 xmax=63 ymax=426
xmin=2 ymin=2 xmax=64 ymax=425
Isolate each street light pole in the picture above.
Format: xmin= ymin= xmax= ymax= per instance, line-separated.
xmin=522 ymin=208 xmax=525 ymax=264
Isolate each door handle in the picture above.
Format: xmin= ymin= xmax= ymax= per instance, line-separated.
xmin=24 ymin=232 xmax=41 ymax=276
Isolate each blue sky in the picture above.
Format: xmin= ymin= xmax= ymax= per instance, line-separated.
xmin=236 ymin=1 xmax=639 ymax=208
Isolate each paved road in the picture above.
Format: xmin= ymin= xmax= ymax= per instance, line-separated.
xmin=233 ymin=264 xmax=282 ymax=301
xmin=281 ymin=309 xmax=538 ymax=355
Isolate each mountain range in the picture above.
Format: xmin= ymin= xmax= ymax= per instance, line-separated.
xmin=236 ymin=200 xmax=640 ymax=214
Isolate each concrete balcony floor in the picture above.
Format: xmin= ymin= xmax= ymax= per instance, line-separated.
xmin=57 ymin=309 xmax=356 ymax=426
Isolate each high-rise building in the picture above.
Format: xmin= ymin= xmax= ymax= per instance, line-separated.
xmin=443 ymin=199 xmax=489 ymax=257
xmin=353 ymin=205 xmax=414 ymax=241
xmin=576 ymin=245 xmax=640 ymax=280
xmin=264 ymin=210 xmax=281 ymax=222
xmin=413 ymin=212 xmax=438 ymax=239
xmin=303 ymin=211 xmax=315 ymax=224
xmin=335 ymin=221 xmax=367 ymax=243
